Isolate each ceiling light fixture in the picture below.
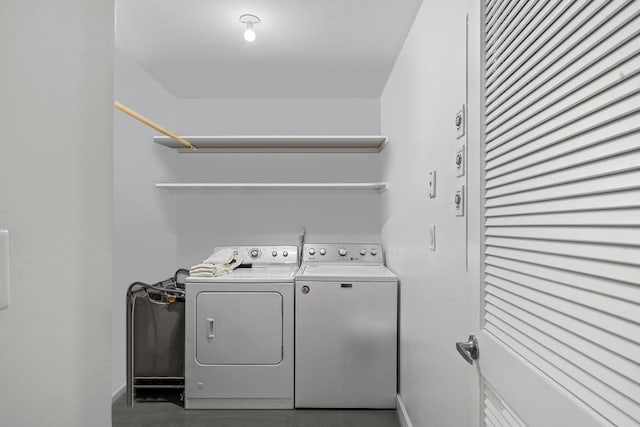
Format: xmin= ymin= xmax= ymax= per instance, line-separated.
xmin=239 ymin=14 xmax=260 ymax=43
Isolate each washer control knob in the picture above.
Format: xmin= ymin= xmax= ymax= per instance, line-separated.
xmin=370 ymin=249 xmax=378 ymax=256
xmin=250 ymin=249 xmax=260 ymax=258
xmin=309 ymin=248 xmax=316 ymax=255
xmin=338 ymin=248 xmax=348 ymax=257
xmin=319 ymin=248 xmax=326 ymax=256
xmin=272 ymin=250 xmax=278 ymax=257
xmin=283 ymin=250 xmax=289 ymax=257
xmin=360 ymin=249 xmax=366 ymax=255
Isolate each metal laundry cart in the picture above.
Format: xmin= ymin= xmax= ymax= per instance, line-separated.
xmin=126 ymin=269 xmax=188 ymax=406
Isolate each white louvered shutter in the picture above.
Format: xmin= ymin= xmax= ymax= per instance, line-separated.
xmin=482 ymin=0 xmax=640 ymax=426
xmin=484 ymin=383 xmax=527 ymax=427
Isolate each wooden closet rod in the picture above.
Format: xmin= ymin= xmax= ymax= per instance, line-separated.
xmin=114 ymin=101 xmax=197 ymax=150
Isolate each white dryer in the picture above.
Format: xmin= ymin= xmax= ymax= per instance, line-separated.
xmin=184 ymin=246 xmax=297 ymax=409
xmin=295 ymin=243 xmax=398 ymax=408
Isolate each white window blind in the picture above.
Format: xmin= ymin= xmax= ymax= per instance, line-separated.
xmin=483 ymin=0 xmax=640 ymax=426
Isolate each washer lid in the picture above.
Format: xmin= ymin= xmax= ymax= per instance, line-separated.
xmin=186 ymin=265 xmax=297 ymax=284
xmin=296 ymin=264 xmax=397 ymax=282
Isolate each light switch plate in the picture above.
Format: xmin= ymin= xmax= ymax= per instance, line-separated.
xmin=428 ymin=225 xmax=436 ymax=251
xmin=456 ymin=144 xmax=465 ymax=177
xmin=428 ymin=170 xmax=436 ymax=198
xmin=455 ymin=105 xmax=466 ymax=139
xmin=455 ymin=185 xmax=465 ymax=217
xmin=0 ymin=230 xmax=9 ymax=310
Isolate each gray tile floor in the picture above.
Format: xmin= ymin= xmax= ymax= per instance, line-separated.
xmin=112 ymin=396 xmax=400 ymax=427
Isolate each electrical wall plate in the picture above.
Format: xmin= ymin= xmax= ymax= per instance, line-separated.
xmin=455 ymin=185 xmax=465 ymax=217
xmin=0 ymin=230 xmax=9 ymax=310
xmin=428 ymin=225 xmax=436 ymax=251
xmin=455 ymin=104 xmax=466 ymax=139
xmin=428 ymin=170 xmax=436 ymax=198
xmin=456 ymin=144 xmax=465 ymax=177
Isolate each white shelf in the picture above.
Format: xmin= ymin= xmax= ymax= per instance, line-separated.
xmin=153 ymin=135 xmax=389 ymax=153
xmin=155 ymin=182 xmax=388 ymax=193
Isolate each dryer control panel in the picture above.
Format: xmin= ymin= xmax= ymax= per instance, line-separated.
xmin=302 ymin=244 xmax=384 ymax=264
xmin=214 ymin=246 xmax=298 ymax=265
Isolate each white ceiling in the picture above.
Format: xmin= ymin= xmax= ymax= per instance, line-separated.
xmin=115 ymin=0 xmax=423 ymax=98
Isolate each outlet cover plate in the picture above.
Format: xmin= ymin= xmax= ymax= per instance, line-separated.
xmin=455 ymin=185 xmax=465 ymax=217
xmin=428 ymin=170 xmax=436 ymax=198
xmin=456 ymin=144 xmax=465 ymax=177
xmin=455 ymin=105 xmax=466 ymax=139
xmin=428 ymin=225 xmax=436 ymax=251
xmin=0 ymin=230 xmax=9 ymax=310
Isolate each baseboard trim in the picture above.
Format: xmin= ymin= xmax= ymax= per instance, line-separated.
xmin=397 ymin=394 xmax=413 ymax=427
xmin=112 ymin=384 xmax=126 ymax=404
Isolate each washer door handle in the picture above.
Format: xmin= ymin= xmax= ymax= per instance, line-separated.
xmin=206 ymin=317 xmax=216 ymax=340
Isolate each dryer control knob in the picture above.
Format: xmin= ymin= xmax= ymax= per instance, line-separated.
xmin=370 ymin=249 xmax=378 ymax=256
xmin=272 ymin=251 xmax=278 ymax=257
xmin=283 ymin=250 xmax=289 ymax=257
xmin=359 ymin=249 xmax=366 ymax=255
xmin=338 ymin=248 xmax=348 ymax=257
xmin=319 ymin=248 xmax=326 ymax=255
xmin=309 ymin=248 xmax=316 ymax=255
xmin=250 ymin=249 xmax=260 ymax=258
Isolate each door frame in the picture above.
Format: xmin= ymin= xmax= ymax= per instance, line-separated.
xmin=466 ymin=0 xmax=484 ymax=425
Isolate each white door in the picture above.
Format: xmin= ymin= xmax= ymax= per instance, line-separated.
xmin=464 ymin=1 xmax=640 ymax=426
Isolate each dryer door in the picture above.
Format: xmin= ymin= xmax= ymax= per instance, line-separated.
xmin=196 ymin=292 xmax=283 ymax=365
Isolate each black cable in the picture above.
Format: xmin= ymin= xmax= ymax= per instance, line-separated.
xmin=127 ymin=281 xmax=185 ymax=298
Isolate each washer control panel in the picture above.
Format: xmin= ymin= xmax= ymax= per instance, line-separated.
xmin=213 ymin=246 xmax=298 ymax=265
xmin=302 ymin=244 xmax=384 ymax=264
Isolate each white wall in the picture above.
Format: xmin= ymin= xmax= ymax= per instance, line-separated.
xmin=176 ymin=192 xmax=382 ymax=266
xmin=0 ymin=1 xmax=113 ymax=426
xmin=110 ymin=93 xmax=382 ymax=391
xmin=380 ymin=0 xmax=479 ymax=425
xmin=112 ymin=49 xmax=179 ymax=396
xmin=172 ymin=98 xmax=383 ymax=266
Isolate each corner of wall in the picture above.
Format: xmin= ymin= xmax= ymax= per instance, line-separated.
xmin=112 ymin=50 xmax=180 ymax=395
xmin=379 ymin=0 xmax=476 ymax=425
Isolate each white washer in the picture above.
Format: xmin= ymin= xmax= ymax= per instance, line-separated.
xmin=295 ymin=243 xmax=398 ymax=408
xmin=184 ymin=246 xmax=297 ymax=409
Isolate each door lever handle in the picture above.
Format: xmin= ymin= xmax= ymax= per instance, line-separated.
xmin=456 ymin=335 xmax=479 ymax=364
